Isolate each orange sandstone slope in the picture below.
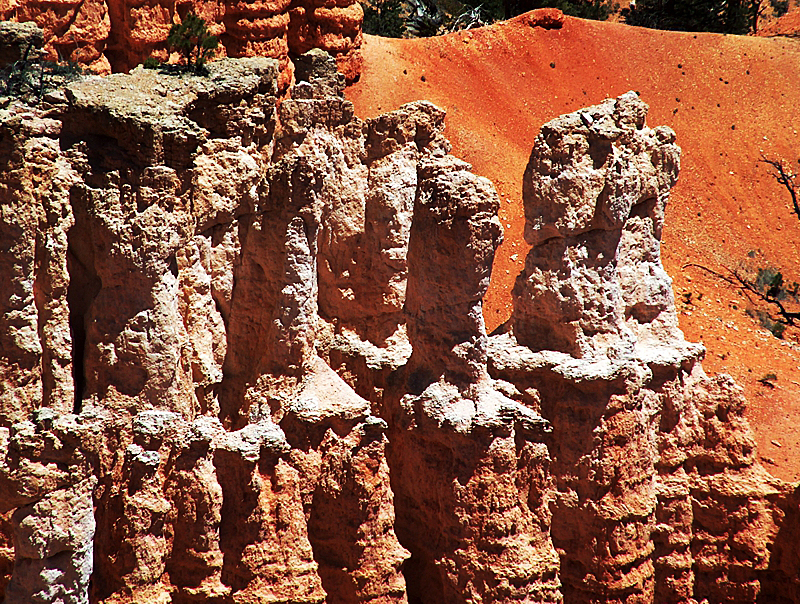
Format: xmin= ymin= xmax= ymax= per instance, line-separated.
xmin=759 ymin=2 xmax=800 ymax=37
xmin=346 ymin=13 xmax=800 ymax=481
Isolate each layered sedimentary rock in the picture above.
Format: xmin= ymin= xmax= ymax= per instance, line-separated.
xmin=0 ymin=0 xmax=111 ymax=73
xmin=0 ymin=39 xmax=798 ymax=604
xmin=0 ymin=0 xmax=362 ymax=85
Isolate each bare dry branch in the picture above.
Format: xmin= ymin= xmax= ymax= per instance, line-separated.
xmin=683 ymin=261 xmax=800 ymax=326
xmin=761 ymin=155 xmax=800 ymax=220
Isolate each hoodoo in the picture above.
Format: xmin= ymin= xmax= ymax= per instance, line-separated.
xmin=0 ymin=24 xmax=798 ymax=604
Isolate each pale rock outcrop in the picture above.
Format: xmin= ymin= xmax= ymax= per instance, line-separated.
xmin=0 ymin=22 xmax=44 ymax=66
xmin=0 ymin=409 xmax=98 ymax=604
xmin=0 ymin=53 xmax=404 ymax=603
xmin=0 ymin=101 xmax=78 ymax=423
xmin=489 ymin=93 xmax=797 ymax=603
xmin=512 ymin=91 xmax=681 ymax=359
xmin=384 ymin=139 xmax=560 ymax=603
xmin=0 ymin=40 xmax=798 ymax=604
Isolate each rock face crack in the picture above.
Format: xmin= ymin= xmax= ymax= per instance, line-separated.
xmin=66 ymin=191 xmax=102 ymax=414
xmin=0 ymin=39 xmax=798 ymax=604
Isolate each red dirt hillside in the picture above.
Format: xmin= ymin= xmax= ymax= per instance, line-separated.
xmin=346 ymin=11 xmax=800 ymax=481
xmin=758 ymin=1 xmax=800 ymax=37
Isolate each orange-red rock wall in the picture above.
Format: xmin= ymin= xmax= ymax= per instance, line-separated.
xmin=0 ymin=0 xmax=362 ymax=85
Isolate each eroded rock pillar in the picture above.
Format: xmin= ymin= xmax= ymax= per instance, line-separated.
xmin=387 ymin=150 xmax=560 ymax=603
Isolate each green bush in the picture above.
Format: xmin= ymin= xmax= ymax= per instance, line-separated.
xmin=361 ymin=0 xmax=611 ymax=38
xmin=1 ymin=46 xmax=85 ymax=103
xmin=406 ymin=0 xmax=446 ymax=36
xmin=504 ymin=0 xmax=615 ymax=19
xmin=737 ymin=255 xmax=800 ymax=338
xmin=758 ymin=372 xmax=778 ymax=387
xmin=620 ymin=0 xmax=787 ymax=33
xmin=747 ymin=308 xmax=787 ymax=338
xmin=361 ymin=0 xmax=406 ymax=36
xmin=167 ymin=13 xmax=218 ymax=73
xmin=771 ymin=0 xmax=790 ymax=16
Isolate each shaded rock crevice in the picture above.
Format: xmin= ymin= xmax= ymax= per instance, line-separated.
xmin=66 ymin=187 xmax=102 ymax=414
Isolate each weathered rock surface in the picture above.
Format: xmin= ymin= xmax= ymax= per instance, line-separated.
xmin=512 ymin=91 xmax=682 ymax=359
xmin=0 ymin=22 xmax=44 ymax=67
xmin=0 ymin=48 xmax=798 ymax=604
xmin=490 ymin=93 xmax=797 ymax=603
xmin=0 ymin=53 xmax=402 ymax=604
xmin=0 ymin=0 xmax=362 ymax=85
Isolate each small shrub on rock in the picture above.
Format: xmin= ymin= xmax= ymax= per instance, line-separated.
xmin=1 ymin=47 xmax=85 ymax=104
xmin=361 ymin=0 xmax=406 ymax=37
xmin=167 ymin=13 xmax=218 ymax=73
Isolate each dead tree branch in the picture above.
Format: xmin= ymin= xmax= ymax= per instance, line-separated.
xmin=683 ymin=262 xmax=800 ymax=326
xmin=761 ymin=155 xmax=800 ymax=220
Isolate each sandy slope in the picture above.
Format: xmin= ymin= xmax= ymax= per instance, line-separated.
xmin=759 ymin=3 xmax=800 ymax=37
xmin=346 ymin=13 xmax=800 ymax=480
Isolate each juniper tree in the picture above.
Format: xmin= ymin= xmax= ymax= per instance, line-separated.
xmin=167 ymin=13 xmax=218 ymax=73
